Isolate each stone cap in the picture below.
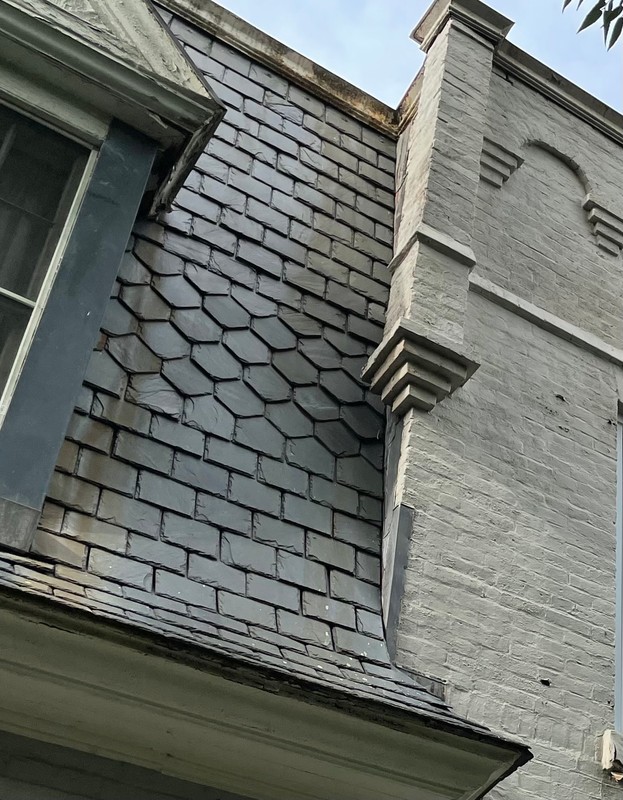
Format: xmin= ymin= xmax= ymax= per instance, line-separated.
xmin=412 ymin=0 xmax=514 ymax=51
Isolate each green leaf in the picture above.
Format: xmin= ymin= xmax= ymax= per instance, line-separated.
xmin=608 ymin=14 xmax=623 ymax=45
xmin=579 ymin=0 xmax=607 ymax=31
xmin=563 ymin=0 xmax=575 ymax=8
xmin=604 ymin=3 xmax=622 ymax=40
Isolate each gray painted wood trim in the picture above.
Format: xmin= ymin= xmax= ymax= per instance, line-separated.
xmin=0 ymin=121 xmax=156 ymax=551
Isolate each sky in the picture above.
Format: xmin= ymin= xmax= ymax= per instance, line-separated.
xmin=214 ymin=0 xmax=621 ymax=110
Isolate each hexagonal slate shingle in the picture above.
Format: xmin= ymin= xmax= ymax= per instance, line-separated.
xmin=153 ymin=275 xmax=201 ymax=308
xmin=107 ymin=334 xmax=161 ymax=374
xmin=244 ymin=366 xmax=291 ymax=402
xmin=299 ymin=338 xmax=341 ymax=369
xmin=184 ymin=395 xmax=235 ymax=439
xmin=252 ymin=317 xmax=297 ymax=351
xmin=293 ymin=386 xmax=339 ymax=421
xmin=203 ymin=295 xmax=250 ymax=329
xmin=120 ymin=285 xmax=170 ymax=321
xmin=162 ymin=358 xmax=214 ymax=397
xmin=320 ymin=370 xmax=364 ymax=404
xmin=215 ymin=380 xmax=264 ymax=417
xmin=171 ymin=309 xmax=220 ymax=343
xmin=273 ymin=350 xmax=317 ymax=385
xmin=232 ymin=285 xmax=278 ymax=317
xmin=223 ymin=330 xmax=271 ymax=365
xmin=192 ymin=344 xmax=242 ymax=381
xmin=185 ymin=263 xmax=230 ymax=294
xmin=139 ymin=321 xmax=190 ymax=359
xmin=315 ymin=421 xmax=360 ymax=456
xmin=235 ymin=416 xmax=285 ymax=458
xmin=265 ymin=402 xmax=313 ymax=438
xmin=127 ymin=374 xmax=183 ymax=418
xmin=324 ymin=328 xmax=367 ymax=356
xmin=340 ymin=404 xmax=383 ymax=439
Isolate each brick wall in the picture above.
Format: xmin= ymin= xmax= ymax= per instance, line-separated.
xmin=392 ymin=48 xmax=623 ymax=800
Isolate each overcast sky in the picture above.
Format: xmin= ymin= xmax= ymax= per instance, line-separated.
xmin=215 ymin=0 xmax=620 ymax=110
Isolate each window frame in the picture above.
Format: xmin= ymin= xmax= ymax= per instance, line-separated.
xmin=0 ymin=105 xmax=99 ymax=424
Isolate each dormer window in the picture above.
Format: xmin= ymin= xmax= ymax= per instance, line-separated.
xmin=0 ymin=0 xmax=222 ymax=553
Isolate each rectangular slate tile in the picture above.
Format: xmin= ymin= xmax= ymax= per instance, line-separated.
xmin=219 ymin=591 xmax=276 ymax=629
xmin=229 ymin=473 xmax=281 ymax=516
xmin=196 ymin=493 xmax=253 ymax=535
xmin=89 ymin=549 xmax=152 ymax=589
xmin=128 ymin=533 xmax=186 ymax=572
xmin=48 ymin=473 xmax=99 ymax=515
xmin=207 ymin=437 xmax=257 ymax=475
xmin=162 ymin=511 xmax=219 ymax=557
xmin=63 ymin=511 xmax=127 ymax=553
xmin=277 ymin=609 xmax=331 ymax=647
xmin=254 ymin=515 xmax=304 ymax=554
xmin=302 ymin=591 xmax=356 ymax=628
xmin=189 ymin=553 xmax=246 ymax=593
xmin=66 ymin=414 xmax=113 ymax=454
xmin=330 ymin=570 xmax=381 ymax=612
xmin=334 ymin=627 xmax=388 ymax=664
xmin=277 ymin=550 xmax=327 ymax=592
xmin=114 ymin=431 xmax=174 ymax=475
xmin=283 ymin=494 xmax=332 ymax=533
xmin=247 ymin=574 xmax=299 ymax=611
xmin=138 ymin=472 xmax=196 ymax=516
xmin=98 ymin=490 xmax=161 ymax=538
xmin=173 ymin=453 xmax=229 ymax=496
xmin=156 ymin=569 xmax=216 ymax=609
xmin=307 ymin=531 xmax=355 ymax=572
xmin=222 ymin=531 xmax=276 ymax=576
xmin=32 ymin=531 xmax=86 ymax=568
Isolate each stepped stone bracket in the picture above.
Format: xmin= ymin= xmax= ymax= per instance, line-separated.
xmin=601 ymin=731 xmax=623 ymax=782
xmin=362 ymin=318 xmax=480 ymax=416
xmin=480 ymin=137 xmax=523 ymax=188
xmin=583 ymin=196 xmax=623 ymax=256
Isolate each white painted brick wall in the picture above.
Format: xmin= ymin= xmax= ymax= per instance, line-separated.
xmin=393 ymin=28 xmax=623 ymax=800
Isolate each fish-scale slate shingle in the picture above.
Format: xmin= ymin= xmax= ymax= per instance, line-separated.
xmin=0 ymin=11 xmax=489 ymax=734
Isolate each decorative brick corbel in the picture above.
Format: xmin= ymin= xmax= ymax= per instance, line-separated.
xmin=583 ymin=196 xmax=623 ymax=256
xmin=480 ymin=137 xmax=523 ymax=188
xmin=362 ymin=317 xmax=479 ymax=416
xmin=601 ymin=731 xmax=623 ymax=782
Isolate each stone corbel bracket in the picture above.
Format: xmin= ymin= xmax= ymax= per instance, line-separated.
xmin=480 ymin=137 xmax=523 ymax=188
xmin=362 ymin=317 xmax=480 ymax=416
xmin=601 ymin=730 xmax=623 ymax=782
xmin=583 ymin=196 xmax=623 ymax=256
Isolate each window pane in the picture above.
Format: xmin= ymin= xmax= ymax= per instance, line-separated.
xmin=0 ymin=293 xmax=30 ymax=396
xmin=0 ymin=105 xmax=87 ymax=301
xmin=0 ymin=201 xmax=51 ymax=298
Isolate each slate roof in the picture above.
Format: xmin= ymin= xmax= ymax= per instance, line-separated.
xmin=0 ymin=9 xmax=490 ymax=738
